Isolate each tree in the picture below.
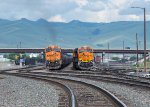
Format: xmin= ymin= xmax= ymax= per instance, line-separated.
xmin=8 ymin=53 xmax=18 ymax=61
xmin=112 ymin=57 xmax=119 ymax=61
xmin=120 ymin=58 xmax=128 ymax=63
xmin=7 ymin=53 xmax=26 ymax=61
xmin=129 ymin=56 xmax=136 ymax=61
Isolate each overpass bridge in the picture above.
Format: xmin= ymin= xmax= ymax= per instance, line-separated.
xmin=0 ymin=48 xmax=149 ymax=54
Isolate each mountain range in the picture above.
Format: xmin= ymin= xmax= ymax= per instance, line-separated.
xmin=0 ymin=18 xmax=150 ymax=49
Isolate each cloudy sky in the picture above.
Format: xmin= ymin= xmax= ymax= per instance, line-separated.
xmin=0 ymin=0 xmax=150 ymax=22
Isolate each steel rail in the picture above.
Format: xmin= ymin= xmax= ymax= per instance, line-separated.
xmin=1 ymin=72 xmax=77 ymax=107
xmin=3 ymin=72 xmax=127 ymax=107
xmin=33 ymin=71 xmax=150 ymax=89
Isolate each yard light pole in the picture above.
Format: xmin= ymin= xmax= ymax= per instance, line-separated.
xmin=136 ymin=33 xmax=139 ymax=67
xmin=131 ymin=7 xmax=147 ymax=72
xmin=123 ymin=40 xmax=125 ymax=60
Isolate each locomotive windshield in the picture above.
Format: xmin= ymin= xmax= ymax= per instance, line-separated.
xmin=46 ymin=47 xmax=52 ymax=52
xmin=87 ymin=49 xmax=93 ymax=52
xmin=79 ymin=48 xmax=92 ymax=53
xmin=53 ymin=48 xmax=61 ymax=52
xmin=46 ymin=47 xmax=61 ymax=52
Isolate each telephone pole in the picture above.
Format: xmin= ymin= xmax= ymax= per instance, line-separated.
xmin=136 ymin=33 xmax=139 ymax=67
xmin=123 ymin=40 xmax=125 ymax=60
xmin=108 ymin=42 xmax=110 ymax=60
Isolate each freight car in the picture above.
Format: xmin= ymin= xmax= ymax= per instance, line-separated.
xmin=15 ymin=54 xmax=36 ymax=65
xmin=73 ymin=46 xmax=94 ymax=70
xmin=94 ymin=55 xmax=101 ymax=63
xmin=45 ymin=46 xmax=72 ymax=70
xmin=25 ymin=58 xmax=36 ymax=65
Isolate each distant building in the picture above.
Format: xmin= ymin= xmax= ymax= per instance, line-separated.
xmin=0 ymin=55 xmax=4 ymax=58
xmin=0 ymin=55 xmax=10 ymax=62
xmin=29 ymin=53 xmax=39 ymax=58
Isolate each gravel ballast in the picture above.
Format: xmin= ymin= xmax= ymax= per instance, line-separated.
xmin=0 ymin=62 xmax=21 ymax=70
xmin=0 ymin=75 xmax=59 ymax=107
xmin=47 ymin=75 xmax=150 ymax=107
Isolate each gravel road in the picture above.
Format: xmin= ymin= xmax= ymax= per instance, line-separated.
xmin=0 ymin=74 xmax=59 ymax=107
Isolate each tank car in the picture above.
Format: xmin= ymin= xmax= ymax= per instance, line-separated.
xmin=73 ymin=46 xmax=94 ymax=70
xmin=45 ymin=46 xmax=72 ymax=70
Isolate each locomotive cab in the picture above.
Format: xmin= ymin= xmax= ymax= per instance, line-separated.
xmin=45 ymin=46 xmax=62 ymax=69
xmin=78 ymin=46 xmax=94 ymax=69
xmin=73 ymin=46 xmax=94 ymax=70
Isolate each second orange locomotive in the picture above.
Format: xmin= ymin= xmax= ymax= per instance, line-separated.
xmin=73 ymin=46 xmax=94 ymax=70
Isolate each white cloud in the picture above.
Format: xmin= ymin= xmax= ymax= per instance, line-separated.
xmin=119 ymin=0 xmax=150 ymax=15
xmin=0 ymin=0 xmax=149 ymax=22
xmin=74 ymin=0 xmax=88 ymax=6
xmin=127 ymin=15 xmax=140 ymax=21
xmin=48 ymin=15 xmax=65 ymax=22
xmin=82 ymin=1 xmax=105 ymax=12
xmin=0 ymin=0 xmax=78 ymax=20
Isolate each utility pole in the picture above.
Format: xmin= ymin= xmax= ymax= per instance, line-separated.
xmin=108 ymin=42 xmax=110 ymax=60
xmin=136 ymin=33 xmax=139 ymax=67
xmin=131 ymin=7 xmax=147 ymax=72
xmin=123 ymin=41 xmax=125 ymax=60
xmin=19 ymin=42 xmax=21 ymax=48
xmin=139 ymin=41 xmax=141 ymax=59
xmin=102 ymin=52 xmax=104 ymax=63
xmin=143 ymin=8 xmax=147 ymax=72
xmin=17 ymin=45 xmax=18 ymax=49
xmin=102 ymin=52 xmax=105 ymax=63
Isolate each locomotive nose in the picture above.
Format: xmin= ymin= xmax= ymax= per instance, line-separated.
xmin=81 ymin=52 xmax=91 ymax=62
xmin=83 ymin=52 xmax=89 ymax=56
xmin=51 ymin=51 xmax=55 ymax=55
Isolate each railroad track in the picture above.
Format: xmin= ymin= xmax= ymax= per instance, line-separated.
xmin=20 ymin=69 xmax=150 ymax=89
xmin=1 ymin=71 xmax=126 ymax=107
xmin=1 ymin=65 xmax=149 ymax=88
xmin=1 ymin=72 xmax=76 ymax=107
xmin=1 ymin=65 xmax=149 ymax=107
xmin=0 ymin=65 xmax=44 ymax=73
xmin=61 ymin=69 xmax=150 ymax=84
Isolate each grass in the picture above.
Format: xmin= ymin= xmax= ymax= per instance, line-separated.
xmin=132 ymin=61 xmax=150 ymax=72
xmin=137 ymin=62 xmax=150 ymax=68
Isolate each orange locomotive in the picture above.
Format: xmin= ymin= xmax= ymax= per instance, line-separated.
xmin=45 ymin=46 xmax=72 ymax=69
xmin=73 ymin=46 xmax=94 ymax=70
